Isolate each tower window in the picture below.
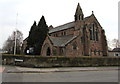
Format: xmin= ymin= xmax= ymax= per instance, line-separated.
xmin=82 ymin=15 xmax=83 ymax=20
xmin=75 ymin=15 xmax=77 ymax=21
xmin=78 ymin=15 xmax=83 ymax=20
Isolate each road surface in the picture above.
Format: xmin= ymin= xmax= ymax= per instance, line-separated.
xmin=2 ymin=65 xmax=119 ymax=82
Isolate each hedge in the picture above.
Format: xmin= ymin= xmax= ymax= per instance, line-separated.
xmin=1 ymin=54 xmax=120 ymax=67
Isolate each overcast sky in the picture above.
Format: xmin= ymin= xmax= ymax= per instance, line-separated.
xmin=0 ymin=0 xmax=119 ymax=48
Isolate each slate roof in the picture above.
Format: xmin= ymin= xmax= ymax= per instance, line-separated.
xmin=48 ymin=15 xmax=93 ymax=34
xmin=49 ymin=22 xmax=75 ymax=33
xmin=49 ymin=35 xmax=78 ymax=47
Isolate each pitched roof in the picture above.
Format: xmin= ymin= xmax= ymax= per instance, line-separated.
xmin=85 ymin=14 xmax=102 ymax=28
xmin=48 ymin=14 xmax=98 ymax=34
xmin=49 ymin=22 xmax=75 ymax=33
xmin=49 ymin=35 xmax=77 ymax=47
xmin=112 ymin=48 xmax=120 ymax=52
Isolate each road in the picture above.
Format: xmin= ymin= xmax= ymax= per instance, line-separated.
xmin=2 ymin=65 xmax=119 ymax=82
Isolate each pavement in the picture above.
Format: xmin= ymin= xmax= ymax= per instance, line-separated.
xmin=4 ymin=66 xmax=119 ymax=73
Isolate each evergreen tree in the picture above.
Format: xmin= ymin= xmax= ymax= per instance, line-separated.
xmin=26 ymin=16 xmax=48 ymax=55
xmin=34 ymin=16 xmax=48 ymax=55
xmin=27 ymin=21 xmax=37 ymax=46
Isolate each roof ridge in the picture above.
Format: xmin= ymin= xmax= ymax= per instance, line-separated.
xmin=54 ymin=21 xmax=74 ymax=29
xmin=49 ymin=21 xmax=75 ymax=33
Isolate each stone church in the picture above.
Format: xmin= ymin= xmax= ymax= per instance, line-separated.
xmin=41 ymin=3 xmax=108 ymax=57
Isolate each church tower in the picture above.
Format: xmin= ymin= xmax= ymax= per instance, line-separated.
xmin=74 ymin=3 xmax=84 ymax=21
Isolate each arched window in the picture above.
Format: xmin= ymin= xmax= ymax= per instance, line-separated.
xmin=94 ymin=49 xmax=96 ymax=55
xmin=89 ymin=28 xmax=92 ymax=40
xmin=96 ymin=30 xmax=99 ymax=41
xmin=92 ymin=24 xmax=95 ymax=40
xmin=73 ymin=42 xmax=77 ymax=50
xmin=89 ymin=23 xmax=99 ymax=41
xmin=53 ymin=48 xmax=57 ymax=56
xmin=79 ymin=15 xmax=81 ymax=20
xmin=59 ymin=48 xmax=64 ymax=56
xmin=96 ymin=32 xmax=98 ymax=41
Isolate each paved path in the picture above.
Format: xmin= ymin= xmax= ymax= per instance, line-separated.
xmin=6 ymin=66 xmax=119 ymax=73
xmin=0 ymin=66 xmax=5 ymax=72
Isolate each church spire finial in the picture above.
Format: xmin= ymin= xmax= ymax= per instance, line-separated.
xmin=75 ymin=3 xmax=84 ymax=21
xmin=92 ymin=11 xmax=94 ymax=14
xmin=75 ymin=3 xmax=83 ymax=15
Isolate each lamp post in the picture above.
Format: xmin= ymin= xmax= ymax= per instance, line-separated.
xmin=14 ymin=30 xmax=17 ymax=55
xmin=14 ymin=13 xmax=18 ymax=55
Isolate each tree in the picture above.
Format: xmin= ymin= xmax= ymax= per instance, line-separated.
xmin=35 ymin=16 xmax=48 ymax=55
xmin=112 ymin=39 xmax=120 ymax=48
xmin=27 ymin=21 xmax=37 ymax=45
xmin=3 ymin=36 xmax=14 ymax=54
xmin=3 ymin=30 xmax=23 ymax=54
xmin=107 ymin=39 xmax=112 ymax=51
xmin=26 ymin=16 xmax=48 ymax=55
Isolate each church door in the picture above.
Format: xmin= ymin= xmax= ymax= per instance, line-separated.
xmin=46 ymin=47 xmax=51 ymax=56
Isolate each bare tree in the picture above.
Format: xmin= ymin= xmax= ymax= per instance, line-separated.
xmin=2 ymin=30 xmax=23 ymax=54
xmin=112 ymin=39 xmax=120 ymax=48
xmin=107 ymin=39 xmax=112 ymax=51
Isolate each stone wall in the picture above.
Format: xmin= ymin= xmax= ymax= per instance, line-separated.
xmin=2 ymin=54 xmax=119 ymax=67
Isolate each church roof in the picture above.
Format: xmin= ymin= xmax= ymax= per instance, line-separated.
xmin=49 ymin=35 xmax=77 ymax=47
xmin=48 ymin=14 xmax=95 ymax=34
xmin=49 ymin=22 xmax=75 ymax=33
